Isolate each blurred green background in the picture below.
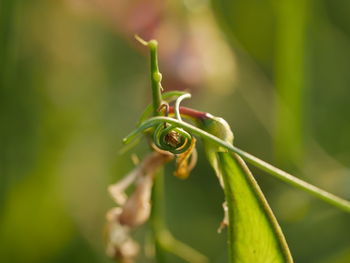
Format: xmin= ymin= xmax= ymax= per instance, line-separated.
xmin=1 ymin=0 xmax=350 ymax=262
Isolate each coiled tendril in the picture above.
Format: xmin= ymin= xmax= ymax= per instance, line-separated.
xmin=152 ymin=93 xmax=193 ymax=154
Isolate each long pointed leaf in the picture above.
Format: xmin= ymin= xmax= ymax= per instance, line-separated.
xmin=218 ymin=152 xmax=293 ymax=263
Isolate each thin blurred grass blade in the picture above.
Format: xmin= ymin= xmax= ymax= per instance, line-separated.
xmin=218 ymin=152 xmax=293 ymax=263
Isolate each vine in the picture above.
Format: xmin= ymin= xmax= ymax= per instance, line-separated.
xmin=105 ymin=36 xmax=350 ymax=263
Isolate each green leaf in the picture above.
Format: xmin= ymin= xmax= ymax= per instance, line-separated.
xmin=218 ymin=152 xmax=293 ymax=263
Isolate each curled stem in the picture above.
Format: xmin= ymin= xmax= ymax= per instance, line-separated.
xmin=139 ymin=91 xmax=188 ymax=124
xmin=124 ymin=116 xmax=350 ymax=213
xmin=174 ymin=93 xmax=191 ymax=121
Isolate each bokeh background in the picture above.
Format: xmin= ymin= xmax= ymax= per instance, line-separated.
xmin=1 ymin=0 xmax=350 ymax=262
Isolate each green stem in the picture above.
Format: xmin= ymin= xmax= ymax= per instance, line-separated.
xmin=160 ymin=231 xmax=209 ymax=263
xmin=142 ymin=36 xmax=166 ymax=262
xmin=150 ymin=168 xmax=167 ymax=263
xmin=148 ymin=40 xmax=163 ymax=116
xmin=274 ymin=0 xmax=310 ymax=165
xmin=124 ymin=116 xmax=350 ymax=213
xmin=150 ymin=169 xmax=208 ymax=263
xmin=135 ymin=35 xmax=163 ymax=115
xmin=138 ymin=37 xmax=208 ymax=263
